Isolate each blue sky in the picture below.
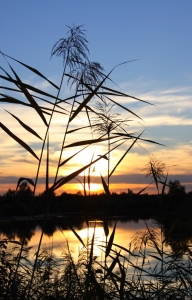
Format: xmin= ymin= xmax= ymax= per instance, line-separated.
xmin=0 ymin=1 xmax=192 ymax=194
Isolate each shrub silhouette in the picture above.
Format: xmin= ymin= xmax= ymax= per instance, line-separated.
xmin=168 ymin=180 xmax=186 ymax=195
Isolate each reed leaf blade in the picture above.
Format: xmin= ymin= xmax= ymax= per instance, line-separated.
xmin=0 ymin=122 xmax=39 ymax=160
xmin=16 ymin=177 xmax=35 ymax=190
xmin=1 ymin=51 xmax=59 ymax=89
xmin=64 ymin=135 xmax=119 ymax=148
xmin=106 ymin=222 xmax=116 ymax=257
xmin=4 ymin=109 xmax=42 ymax=140
xmin=100 ymin=173 xmax=110 ymax=195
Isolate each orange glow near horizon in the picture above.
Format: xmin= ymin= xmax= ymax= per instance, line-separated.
xmin=1 ymin=178 xmax=192 ymax=195
xmin=0 ymin=182 xmax=174 ymax=195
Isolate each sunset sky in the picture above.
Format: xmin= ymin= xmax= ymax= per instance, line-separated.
xmin=0 ymin=1 xmax=192 ymax=195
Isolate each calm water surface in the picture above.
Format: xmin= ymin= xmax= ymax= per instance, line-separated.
xmin=0 ymin=218 xmax=157 ymax=260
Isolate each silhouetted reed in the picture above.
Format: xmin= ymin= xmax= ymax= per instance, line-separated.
xmin=1 ymin=25 xmax=191 ymax=299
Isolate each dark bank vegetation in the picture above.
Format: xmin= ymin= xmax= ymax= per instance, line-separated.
xmin=0 ymin=180 xmax=190 ymax=219
xmin=1 ymin=25 xmax=192 ymax=299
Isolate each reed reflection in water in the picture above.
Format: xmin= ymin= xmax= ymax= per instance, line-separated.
xmin=1 ymin=218 xmax=156 ymax=261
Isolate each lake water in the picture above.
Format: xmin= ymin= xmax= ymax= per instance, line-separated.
xmin=0 ymin=217 xmax=157 ymax=262
xmin=2 ymin=217 xmax=192 ymax=299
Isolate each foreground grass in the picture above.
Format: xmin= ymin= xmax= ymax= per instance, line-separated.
xmin=1 ymin=219 xmax=192 ymax=300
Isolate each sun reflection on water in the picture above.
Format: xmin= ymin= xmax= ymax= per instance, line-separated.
xmin=24 ymin=219 xmax=155 ymax=262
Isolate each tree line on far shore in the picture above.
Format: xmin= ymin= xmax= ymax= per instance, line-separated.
xmin=0 ymin=180 xmax=191 ymax=218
